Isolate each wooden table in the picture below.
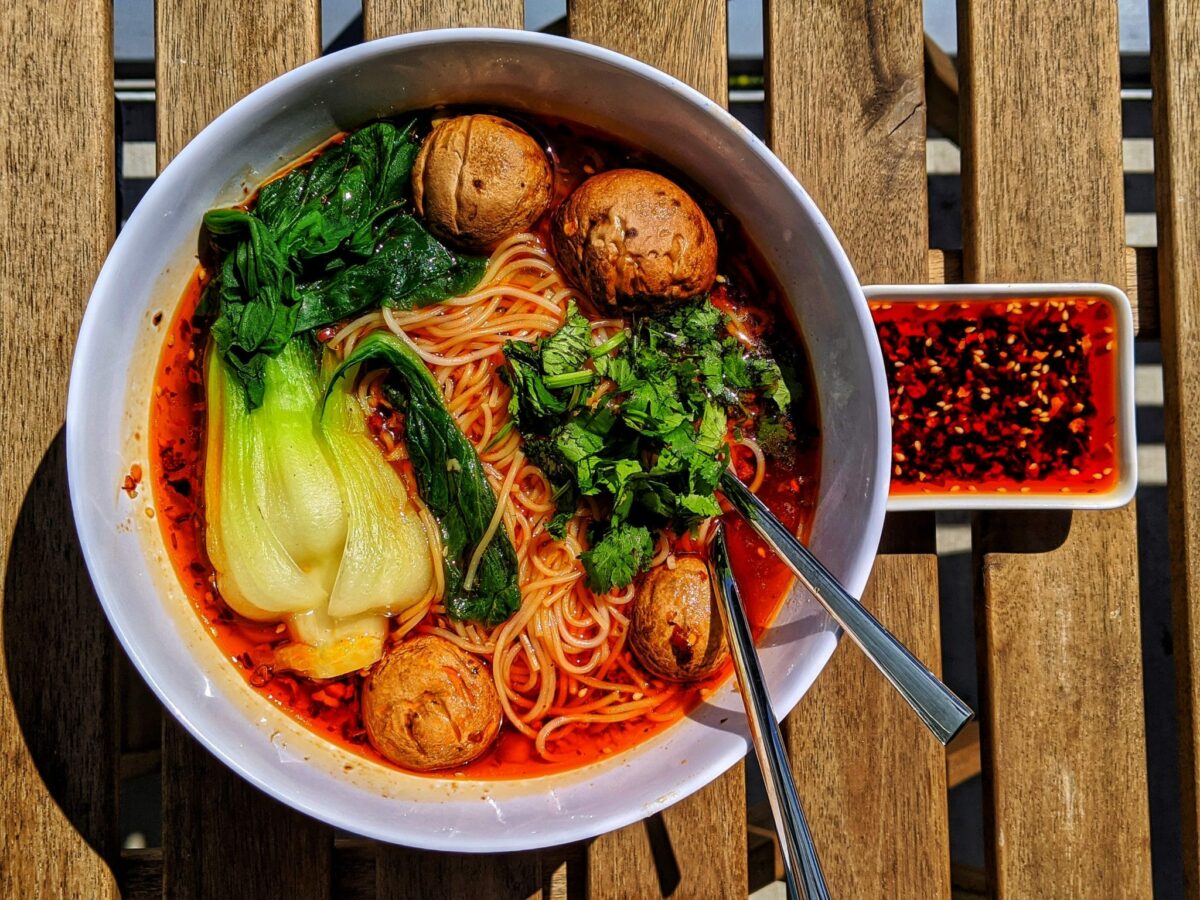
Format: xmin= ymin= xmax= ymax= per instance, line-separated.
xmin=1 ymin=1 xmax=1195 ymax=896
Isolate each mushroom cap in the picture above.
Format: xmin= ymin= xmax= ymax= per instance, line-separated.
xmin=362 ymin=634 xmax=502 ymax=771
xmin=552 ymin=168 xmax=718 ymax=309
xmin=412 ymin=114 xmax=553 ymax=250
xmin=629 ymin=557 xmax=728 ymax=682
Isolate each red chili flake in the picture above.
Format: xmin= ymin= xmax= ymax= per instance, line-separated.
xmin=870 ymin=297 xmax=1119 ymax=494
xmin=121 ymin=462 xmax=143 ymax=498
xmin=311 ymin=689 xmax=341 ymax=708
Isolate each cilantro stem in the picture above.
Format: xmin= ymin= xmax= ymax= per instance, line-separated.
xmin=544 ymin=370 xmax=596 ymax=389
xmin=482 ymin=420 xmax=514 ymax=452
xmin=590 ymin=330 xmax=628 ymax=358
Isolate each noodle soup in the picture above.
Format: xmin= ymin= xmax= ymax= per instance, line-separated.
xmin=148 ymin=109 xmax=819 ymax=778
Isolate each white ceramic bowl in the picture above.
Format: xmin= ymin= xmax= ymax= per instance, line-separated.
xmin=67 ymin=30 xmax=889 ymax=851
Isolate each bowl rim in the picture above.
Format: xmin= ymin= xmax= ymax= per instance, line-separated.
xmin=66 ymin=27 xmax=890 ymax=850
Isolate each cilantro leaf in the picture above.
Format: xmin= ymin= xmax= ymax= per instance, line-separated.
xmin=748 ymin=357 xmax=792 ymax=412
xmin=505 ymin=294 xmax=797 ymax=592
xmin=756 ymin=419 xmax=793 ymax=457
xmin=579 ymin=523 xmax=655 ymax=592
xmin=541 ymin=301 xmax=593 ymax=377
xmin=678 ymin=493 xmax=723 ymax=518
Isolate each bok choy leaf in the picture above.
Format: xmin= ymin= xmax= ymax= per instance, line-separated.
xmin=201 ymin=120 xmax=487 ymax=409
xmin=320 ymin=359 xmax=435 ymax=620
xmin=204 ymin=334 xmax=436 ymax=678
xmin=204 ymin=338 xmax=344 ymax=620
xmin=328 ymin=332 xmax=521 ymax=627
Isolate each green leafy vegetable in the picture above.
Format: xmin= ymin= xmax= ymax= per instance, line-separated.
xmin=502 ymin=296 xmax=797 ymax=593
xmin=320 ymin=355 xmax=437 ymax=621
xmin=204 ymin=337 xmax=344 ymax=619
xmin=203 ymin=335 xmax=434 ymax=679
xmin=293 ymin=215 xmax=487 ymax=331
xmin=201 ymin=120 xmax=487 ymax=409
xmin=328 ymin=331 xmax=521 ymax=627
xmin=201 ymin=213 xmax=298 ymax=408
xmin=579 ymin=523 xmax=655 ymax=593
xmin=540 ymin=300 xmax=594 ymax=377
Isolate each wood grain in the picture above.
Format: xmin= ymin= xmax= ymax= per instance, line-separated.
xmin=377 ymin=849 xmax=545 ymax=900
xmin=154 ymin=3 xmax=332 ymax=898
xmin=767 ymin=1 xmax=950 ymax=896
xmin=568 ymin=0 xmax=727 ymax=105
xmin=363 ymin=0 xmax=522 ymax=34
xmin=564 ymin=3 xmax=746 ymax=897
xmin=946 ymin=721 xmax=981 ymax=789
xmin=1150 ymin=1 xmax=1200 ymax=893
xmin=156 ymin=0 xmax=322 ymax=170
xmin=958 ymin=1 xmax=1153 ymax=895
xmin=0 ymin=1 xmax=119 ymax=897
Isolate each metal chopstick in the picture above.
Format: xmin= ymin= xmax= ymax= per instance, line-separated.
xmin=709 ymin=524 xmax=830 ymax=900
xmin=719 ymin=470 xmax=973 ymax=745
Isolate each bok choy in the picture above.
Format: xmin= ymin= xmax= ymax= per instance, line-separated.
xmin=204 ymin=335 xmax=434 ymax=679
xmin=320 ymin=360 xmax=434 ymax=620
xmin=204 ymin=338 xmax=343 ymax=619
xmin=200 ymin=120 xmax=486 ymax=409
xmin=329 ymin=332 xmax=521 ymax=627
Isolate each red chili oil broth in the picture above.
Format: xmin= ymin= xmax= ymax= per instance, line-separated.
xmin=870 ymin=296 xmax=1120 ymax=496
xmin=147 ymin=111 xmax=821 ymax=779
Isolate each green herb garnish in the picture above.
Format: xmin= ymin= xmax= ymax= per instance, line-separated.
xmin=502 ymin=296 xmax=796 ymax=593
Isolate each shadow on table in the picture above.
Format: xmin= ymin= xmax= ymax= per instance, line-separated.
xmin=3 ymin=428 xmax=118 ymax=864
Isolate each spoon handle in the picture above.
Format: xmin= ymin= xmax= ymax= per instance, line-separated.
xmin=719 ymin=470 xmax=973 ymax=745
xmin=711 ymin=527 xmax=830 ymax=900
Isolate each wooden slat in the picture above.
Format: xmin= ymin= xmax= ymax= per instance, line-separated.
xmin=377 ymin=850 xmax=548 ymax=900
xmin=924 ymin=35 xmax=959 ymax=143
xmin=154 ymin=4 xmax=332 ymax=898
xmin=0 ymin=2 xmax=119 ymax=897
xmin=363 ymin=0 xmax=522 ymax=33
xmin=568 ymin=0 xmax=727 ymax=105
xmin=946 ymin=721 xmax=981 ymax=789
xmin=563 ymin=4 xmax=745 ymax=897
xmin=585 ymin=776 xmax=748 ymax=899
xmin=121 ymin=841 xmax=578 ymax=900
xmin=767 ymin=1 xmax=950 ymax=896
xmin=958 ymin=2 xmax=1153 ymax=895
xmin=1150 ymin=1 xmax=1200 ymax=893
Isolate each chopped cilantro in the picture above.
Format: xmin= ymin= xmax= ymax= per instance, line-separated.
xmin=579 ymin=523 xmax=655 ymax=592
xmin=501 ymin=295 xmax=797 ymax=592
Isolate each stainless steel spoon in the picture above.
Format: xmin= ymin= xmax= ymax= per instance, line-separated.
xmin=719 ymin=470 xmax=973 ymax=745
xmin=710 ymin=525 xmax=830 ymax=900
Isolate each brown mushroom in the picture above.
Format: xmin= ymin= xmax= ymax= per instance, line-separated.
xmin=411 ymin=114 xmax=553 ymax=250
xmin=551 ymin=168 xmax=718 ymax=310
xmin=629 ymin=557 xmax=728 ymax=681
xmin=362 ymin=634 xmax=502 ymax=771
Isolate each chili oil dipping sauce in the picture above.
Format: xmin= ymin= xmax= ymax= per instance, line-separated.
xmin=863 ymin=283 xmax=1137 ymax=511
